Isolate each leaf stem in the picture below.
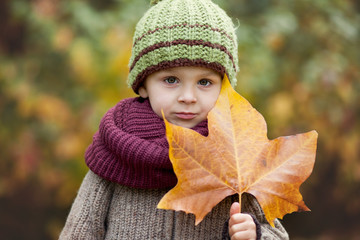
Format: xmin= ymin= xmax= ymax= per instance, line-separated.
xmin=238 ymin=193 xmax=241 ymax=213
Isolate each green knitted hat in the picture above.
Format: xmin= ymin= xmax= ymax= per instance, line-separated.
xmin=128 ymin=0 xmax=239 ymax=93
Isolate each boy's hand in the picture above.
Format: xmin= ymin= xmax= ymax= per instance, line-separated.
xmin=228 ymin=202 xmax=257 ymax=240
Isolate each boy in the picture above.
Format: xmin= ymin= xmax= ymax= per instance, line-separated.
xmin=60 ymin=0 xmax=289 ymax=239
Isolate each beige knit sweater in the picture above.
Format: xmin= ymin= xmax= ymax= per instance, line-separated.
xmin=60 ymin=171 xmax=289 ymax=239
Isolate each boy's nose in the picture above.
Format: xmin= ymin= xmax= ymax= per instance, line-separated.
xmin=178 ymin=87 xmax=197 ymax=104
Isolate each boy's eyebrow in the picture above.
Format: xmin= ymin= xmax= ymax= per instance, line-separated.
xmin=201 ymin=71 xmax=221 ymax=77
xmin=196 ymin=71 xmax=222 ymax=79
xmin=161 ymin=69 xmax=221 ymax=77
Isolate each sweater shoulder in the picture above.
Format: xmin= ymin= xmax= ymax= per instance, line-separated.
xmin=59 ymin=171 xmax=115 ymax=239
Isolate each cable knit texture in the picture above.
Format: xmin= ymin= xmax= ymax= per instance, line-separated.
xmin=85 ymin=97 xmax=208 ymax=189
xmin=60 ymin=171 xmax=290 ymax=239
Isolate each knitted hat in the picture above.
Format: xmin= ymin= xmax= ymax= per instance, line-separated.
xmin=128 ymin=0 xmax=239 ymax=94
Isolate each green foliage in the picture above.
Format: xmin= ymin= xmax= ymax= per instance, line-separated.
xmin=0 ymin=0 xmax=359 ymax=239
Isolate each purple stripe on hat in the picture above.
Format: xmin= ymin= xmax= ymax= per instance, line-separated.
xmin=133 ymin=23 xmax=235 ymax=47
xmin=130 ymin=39 xmax=236 ymax=72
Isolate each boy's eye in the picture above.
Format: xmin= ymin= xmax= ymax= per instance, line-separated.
xmin=164 ymin=77 xmax=178 ymax=84
xmin=198 ymin=79 xmax=211 ymax=86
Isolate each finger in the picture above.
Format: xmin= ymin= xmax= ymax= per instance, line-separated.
xmin=229 ymin=214 xmax=256 ymax=235
xmin=229 ymin=212 xmax=251 ymax=226
xmin=230 ymin=202 xmax=241 ymax=217
xmin=230 ymin=229 xmax=256 ymax=240
xmin=229 ymin=216 xmax=255 ymax=230
xmin=229 ymin=222 xmax=248 ymax=235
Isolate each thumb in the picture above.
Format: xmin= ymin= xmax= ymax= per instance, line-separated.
xmin=230 ymin=202 xmax=241 ymax=217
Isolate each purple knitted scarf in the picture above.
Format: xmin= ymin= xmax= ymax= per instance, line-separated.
xmin=85 ymin=97 xmax=208 ymax=189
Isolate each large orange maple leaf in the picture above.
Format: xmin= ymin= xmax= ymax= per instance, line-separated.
xmin=157 ymin=75 xmax=318 ymax=227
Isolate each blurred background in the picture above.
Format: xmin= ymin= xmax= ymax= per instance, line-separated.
xmin=0 ymin=0 xmax=359 ymax=239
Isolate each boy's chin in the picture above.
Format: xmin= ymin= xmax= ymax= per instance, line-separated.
xmin=169 ymin=120 xmax=200 ymax=129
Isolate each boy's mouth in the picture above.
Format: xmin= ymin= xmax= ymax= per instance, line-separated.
xmin=175 ymin=112 xmax=196 ymax=120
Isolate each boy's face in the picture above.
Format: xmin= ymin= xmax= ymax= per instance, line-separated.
xmin=139 ymin=66 xmax=222 ymax=128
